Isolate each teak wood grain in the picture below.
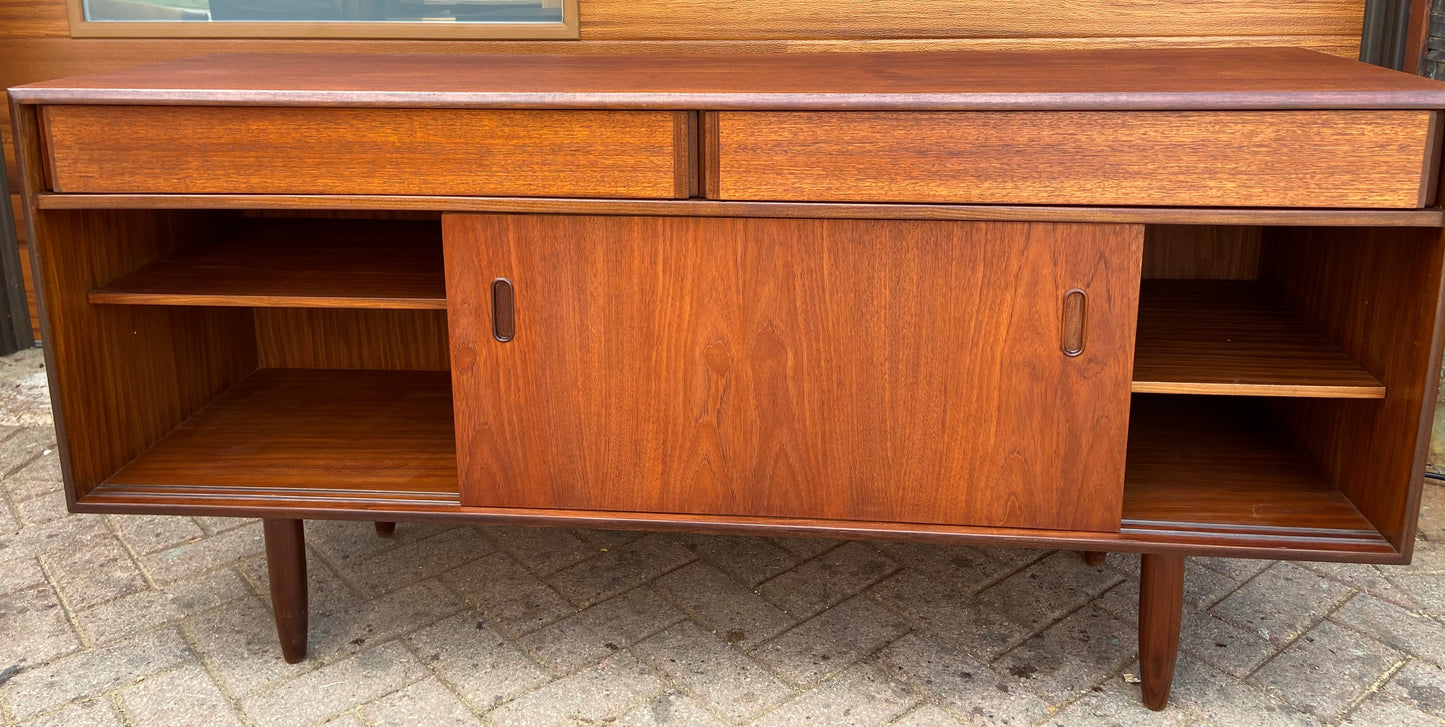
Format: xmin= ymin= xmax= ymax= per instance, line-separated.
xmin=1142 ymin=226 xmax=1261 ymax=281
xmin=32 ymin=193 xmax=1445 ymax=228
xmin=20 ymin=207 xmax=256 ymax=501
xmin=89 ymin=219 xmax=445 ymax=310
xmin=1139 ymin=553 xmax=1185 ymax=711
xmin=581 ymin=0 xmax=1364 ymax=41
xmin=40 ymin=105 xmax=691 ymax=198
xmin=1121 ymin=396 xmax=1382 ymax=539
xmin=105 ymin=369 xmax=458 ymax=494
xmin=263 ymin=519 xmax=308 ymax=664
xmin=13 ymin=48 xmax=1445 ymax=110
xmin=254 ymin=309 xmax=451 ymax=372
xmin=1260 ymin=226 xmax=1445 ymax=556
xmin=710 ymin=110 xmax=1437 ymax=208
xmin=1132 ymin=280 xmax=1386 ymax=398
xmin=446 ymin=214 xmax=1142 ymax=531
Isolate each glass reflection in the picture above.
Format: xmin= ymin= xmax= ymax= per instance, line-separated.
xmin=83 ymin=0 xmax=565 ymax=24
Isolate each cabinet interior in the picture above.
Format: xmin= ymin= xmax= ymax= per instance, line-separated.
xmin=48 ymin=209 xmax=1435 ymax=558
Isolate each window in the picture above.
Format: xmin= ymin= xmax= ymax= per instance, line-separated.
xmin=68 ymin=0 xmax=579 ymax=39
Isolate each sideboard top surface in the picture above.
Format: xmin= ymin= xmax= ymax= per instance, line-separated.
xmin=11 ymin=47 xmax=1445 ymax=110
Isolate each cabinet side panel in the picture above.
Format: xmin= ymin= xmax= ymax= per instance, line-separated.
xmin=1261 ymin=227 xmax=1445 ymax=557
xmin=446 ymin=214 xmax=1141 ymax=532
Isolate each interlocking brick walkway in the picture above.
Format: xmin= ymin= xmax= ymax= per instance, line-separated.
xmin=1 ymin=346 xmax=1444 ymax=726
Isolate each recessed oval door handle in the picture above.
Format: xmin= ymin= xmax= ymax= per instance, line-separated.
xmin=1061 ymin=288 xmax=1086 ymax=357
xmin=492 ymin=278 xmax=515 ymax=343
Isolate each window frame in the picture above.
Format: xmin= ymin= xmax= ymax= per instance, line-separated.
xmin=65 ymin=0 xmax=580 ymax=40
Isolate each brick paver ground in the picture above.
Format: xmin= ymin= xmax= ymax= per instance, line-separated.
xmin=1 ymin=346 xmax=1444 ymax=726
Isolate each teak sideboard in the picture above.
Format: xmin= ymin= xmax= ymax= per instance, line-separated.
xmin=10 ymin=48 xmax=1445 ymax=710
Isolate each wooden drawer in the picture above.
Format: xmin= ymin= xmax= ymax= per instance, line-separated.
xmin=708 ymin=110 xmax=1438 ymax=208
xmin=42 ymin=106 xmax=693 ymax=199
xmin=445 ymin=214 xmax=1142 ymax=532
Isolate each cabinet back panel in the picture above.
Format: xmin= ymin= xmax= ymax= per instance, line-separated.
xmin=1143 ymin=226 xmax=1262 ymax=281
xmin=255 ymin=309 xmax=450 ymax=371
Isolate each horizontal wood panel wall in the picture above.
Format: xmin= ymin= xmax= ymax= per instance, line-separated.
xmin=0 ymin=0 xmax=1372 ymax=337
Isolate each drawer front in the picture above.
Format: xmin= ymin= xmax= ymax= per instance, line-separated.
xmin=710 ymin=110 xmax=1437 ymax=208
xmin=446 ymin=214 xmax=1142 ymax=532
xmin=42 ymin=106 xmax=692 ymax=199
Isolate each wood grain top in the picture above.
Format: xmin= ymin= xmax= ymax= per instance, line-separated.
xmin=12 ymin=47 xmax=1445 ymax=110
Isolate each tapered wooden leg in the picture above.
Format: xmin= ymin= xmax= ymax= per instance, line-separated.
xmin=374 ymin=521 xmax=396 ymax=538
xmin=263 ymin=518 xmax=308 ymax=664
xmin=1139 ymin=553 xmax=1185 ymax=711
xmin=1081 ymin=551 xmax=1107 ymax=566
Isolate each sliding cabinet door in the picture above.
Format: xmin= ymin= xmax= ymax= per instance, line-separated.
xmin=445 ymin=215 xmax=1141 ymax=532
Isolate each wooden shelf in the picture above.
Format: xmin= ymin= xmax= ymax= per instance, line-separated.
xmin=101 ymin=368 xmax=458 ymax=498
xmin=1132 ymin=279 xmax=1384 ymax=399
xmin=1122 ymin=395 xmax=1391 ymax=553
xmin=90 ymin=219 xmax=445 ymax=310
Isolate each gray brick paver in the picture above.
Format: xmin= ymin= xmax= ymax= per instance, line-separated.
xmin=521 ymin=586 xmax=684 ymax=671
xmin=240 ymin=641 xmax=429 ymax=727
xmin=0 ymin=556 xmax=45 ymax=600
xmin=976 ymin=551 xmax=1123 ymax=630
xmin=1209 ymin=562 xmax=1353 ymax=646
xmin=869 ymin=568 xmax=1029 ymax=661
xmin=654 ymin=560 xmax=797 ymax=650
xmin=751 ymin=663 xmax=919 ymax=727
xmin=758 ymin=541 xmax=899 ymax=619
xmin=139 ymin=521 xmax=264 ymax=585
xmin=334 ymin=526 xmax=496 ymax=597
xmin=635 ymin=620 xmax=795 ymax=722
xmin=1342 ymin=693 xmax=1445 ymax=727
xmin=1248 ymin=619 xmax=1405 ymax=720
xmin=990 ymin=604 xmax=1137 ymax=702
xmin=482 ymin=526 xmax=595 ymax=577
xmin=750 ymin=595 xmax=912 ymax=686
xmin=1039 ymin=676 xmax=1196 ymax=726
xmin=547 ymin=533 xmax=696 ymax=607
xmin=118 ymin=664 xmax=244 ymax=727
xmin=1332 ymin=593 xmax=1445 ymax=667
xmin=487 ymin=652 xmax=667 ymax=727
xmin=15 ymin=697 xmax=123 ymax=727
xmin=874 ymin=631 xmax=1050 ymax=726
xmin=615 ymin=690 xmax=728 ymax=726
xmin=1383 ymin=659 xmax=1445 ymax=719
xmin=886 ymin=703 xmax=967 ymax=726
xmin=0 ymin=585 xmax=80 ymax=668
xmin=405 ymin=612 xmax=550 ymax=712
xmin=442 ymin=552 xmax=576 ymax=636
xmin=106 ymin=514 xmax=206 ymax=556
xmin=40 ymin=532 xmax=149 ymax=611
xmin=673 ymin=533 xmax=799 ymax=587
xmin=78 ymin=568 xmax=251 ymax=645
xmin=2 ymin=627 xmax=194 ymax=721
xmin=358 ymin=676 xmax=483 ymax=727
